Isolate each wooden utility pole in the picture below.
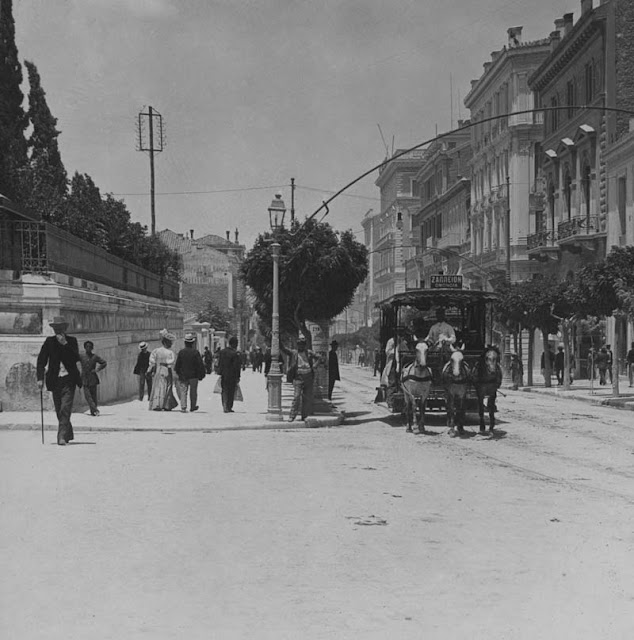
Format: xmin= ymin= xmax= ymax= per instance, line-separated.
xmin=137 ymin=106 xmax=165 ymax=235
xmin=290 ymin=177 xmax=295 ymax=224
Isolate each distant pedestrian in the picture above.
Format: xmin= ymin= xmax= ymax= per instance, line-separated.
xmin=174 ymin=333 xmax=206 ymax=412
xmin=283 ymin=336 xmax=319 ymax=422
xmin=373 ymin=349 xmax=381 ymax=377
xmin=606 ymin=345 xmax=614 ymax=383
xmin=253 ymin=347 xmax=263 ymax=373
xmin=134 ymin=342 xmax=153 ymax=401
xmin=148 ymin=329 xmax=179 ymax=411
xmin=541 ymin=347 xmax=555 ymax=384
xmin=595 ymin=347 xmax=609 ymax=386
xmin=510 ymin=352 xmax=523 ymax=390
xmin=36 ymin=316 xmax=83 ymax=446
xmin=554 ymin=346 xmax=565 ymax=386
xmin=79 ymin=340 xmax=107 ymax=416
xmin=217 ymin=336 xmax=242 ymax=413
xmin=203 ymin=346 xmax=213 ymax=375
xmin=627 ymin=342 xmax=634 ymax=387
xmin=328 ymin=340 xmax=340 ymax=401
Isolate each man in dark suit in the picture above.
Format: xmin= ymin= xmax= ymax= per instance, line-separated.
xmin=174 ymin=333 xmax=206 ymax=412
xmin=217 ymin=336 xmax=241 ymax=413
xmin=36 ymin=316 xmax=82 ymax=446
xmin=328 ymin=340 xmax=340 ymax=401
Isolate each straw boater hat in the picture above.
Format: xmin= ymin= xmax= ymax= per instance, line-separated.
xmin=139 ymin=342 xmax=148 ymax=350
xmin=184 ymin=332 xmax=196 ymax=343
xmin=50 ymin=316 xmax=68 ymax=330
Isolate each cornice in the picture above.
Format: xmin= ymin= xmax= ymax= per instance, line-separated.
xmin=529 ymin=5 xmax=608 ymax=92
xmin=465 ymin=40 xmax=550 ymax=108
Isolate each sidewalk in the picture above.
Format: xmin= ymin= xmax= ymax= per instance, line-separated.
xmin=0 ymin=369 xmax=344 ymax=434
xmin=511 ymin=373 xmax=634 ymax=411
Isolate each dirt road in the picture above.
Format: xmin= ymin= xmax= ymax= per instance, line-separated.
xmin=2 ymin=367 xmax=634 ymax=639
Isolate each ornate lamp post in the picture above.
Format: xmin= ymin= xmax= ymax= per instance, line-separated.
xmin=267 ymin=194 xmax=286 ymax=420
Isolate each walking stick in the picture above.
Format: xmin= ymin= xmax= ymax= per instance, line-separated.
xmin=40 ymin=386 xmax=44 ymax=444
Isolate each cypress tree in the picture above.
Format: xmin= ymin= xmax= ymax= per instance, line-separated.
xmin=23 ymin=60 xmax=67 ymax=220
xmin=0 ymin=0 xmax=28 ymax=202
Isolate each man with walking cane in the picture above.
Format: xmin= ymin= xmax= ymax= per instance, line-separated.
xmin=36 ymin=316 xmax=82 ymax=446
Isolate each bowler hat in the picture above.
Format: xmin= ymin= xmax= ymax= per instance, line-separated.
xmin=50 ymin=316 xmax=68 ymax=328
xmin=330 ymin=340 xmax=338 ymax=346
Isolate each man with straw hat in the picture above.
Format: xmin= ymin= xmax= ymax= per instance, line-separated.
xmin=133 ymin=341 xmax=152 ymax=401
xmin=36 ymin=316 xmax=82 ymax=446
xmin=174 ymin=332 xmax=206 ymax=412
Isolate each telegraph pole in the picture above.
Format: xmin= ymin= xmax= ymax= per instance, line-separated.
xmin=137 ymin=106 xmax=165 ymax=235
xmin=290 ymin=177 xmax=295 ymax=224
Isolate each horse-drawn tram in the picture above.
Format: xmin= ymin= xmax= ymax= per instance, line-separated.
xmin=376 ymin=286 xmax=500 ymax=433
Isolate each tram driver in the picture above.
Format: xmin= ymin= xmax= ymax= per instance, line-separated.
xmin=425 ymin=308 xmax=456 ymax=347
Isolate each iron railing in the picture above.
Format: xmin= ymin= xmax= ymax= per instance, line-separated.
xmin=558 ymin=215 xmax=600 ymax=241
xmin=527 ymin=229 xmax=557 ymax=250
xmin=0 ymin=217 xmax=179 ymax=302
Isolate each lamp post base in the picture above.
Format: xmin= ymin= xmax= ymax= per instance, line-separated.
xmin=266 ymin=371 xmax=284 ymax=420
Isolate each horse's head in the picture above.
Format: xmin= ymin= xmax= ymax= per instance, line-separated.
xmin=482 ymin=345 xmax=500 ymax=373
xmin=415 ymin=340 xmax=429 ymax=367
xmin=449 ymin=349 xmax=464 ymax=377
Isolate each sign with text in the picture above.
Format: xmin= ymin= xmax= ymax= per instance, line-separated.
xmin=430 ymin=275 xmax=463 ymax=289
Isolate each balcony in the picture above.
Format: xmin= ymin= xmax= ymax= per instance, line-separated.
xmin=557 ymin=215 xmax=601 ymax=241
xmin=527 ymin=229 xmax=557 ymax=250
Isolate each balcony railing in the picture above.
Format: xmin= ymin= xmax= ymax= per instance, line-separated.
xmin=527 ymin=229 xmax=557 ymax=250
xmin=557 ymin=215 xmax=600 ymax=241
xmin=0 ymin=217 xmax=180 ymax=302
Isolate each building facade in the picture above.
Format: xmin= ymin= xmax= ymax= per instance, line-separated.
xmin=367 ymin=149 xmax=427 ymax=305
xmin=408 ymin=122 xmax=472 ymax=289
xmin=158 ymin=228 xmax=250 ymax=347
xmin=464 ymin=26 xmax=551 ymax=288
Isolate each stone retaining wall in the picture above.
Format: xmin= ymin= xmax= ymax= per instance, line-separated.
xmin=0 ymin=272 xmax=183 ymax=411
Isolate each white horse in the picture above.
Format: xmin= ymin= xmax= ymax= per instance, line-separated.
xmin=441 ymin=348 xmax=471 ymax=437
xmin=400 ymin=341 xmax=433 ymax=434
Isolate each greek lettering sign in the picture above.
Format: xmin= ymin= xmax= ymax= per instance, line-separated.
xmin=430 ymin=275 xmax=463 ymax=289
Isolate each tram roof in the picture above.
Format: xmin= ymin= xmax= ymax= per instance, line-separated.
xmin=377 ymin=288 xmax=498 ymax=310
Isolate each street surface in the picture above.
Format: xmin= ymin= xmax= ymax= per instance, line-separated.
xmin=2 ymin=365 xmax=634 ymax=639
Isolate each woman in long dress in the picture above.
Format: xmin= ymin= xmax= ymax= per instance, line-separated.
xmin=148 ymin=330 xmax=179 ymax=411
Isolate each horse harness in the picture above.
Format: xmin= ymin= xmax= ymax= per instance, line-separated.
xmin=401 ymin=363 xmax=433 ymax=384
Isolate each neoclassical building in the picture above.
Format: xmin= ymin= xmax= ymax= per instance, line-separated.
xmin=464 ymin=26 xmax=551 ymax=288
xmin=408 ymin=122 xmax=472 ymax=289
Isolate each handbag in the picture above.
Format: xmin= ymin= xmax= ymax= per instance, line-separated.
xmin=234 ymin=383 xmax=243 ymax=402
xmin=213 ymin=377 xmax=222 ymax=394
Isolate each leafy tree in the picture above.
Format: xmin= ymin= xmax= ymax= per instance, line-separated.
xmin=566 ymin=246 xmax=634 ymax=394
xmin=22 ymin=60 xmax=67 ymax=221
xmin=60 ymin=172 xmax=107 ymax=246
xmin=135 ymin=232 xmax=182 ymax=281
xmin=496 ymin=277 xmax=563 ymax=387
xmin=197 ymin=302 xmax=232 ymax=333
xmin=241 ymin=218 xmax=368 ymax=345
xmin=0 ymin=0 xmax=28 ymax=201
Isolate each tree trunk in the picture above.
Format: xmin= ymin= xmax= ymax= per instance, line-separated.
xmin=613 ymin=316 xmax=621 ymax=397
xmin=562 ymin=319 xmax=571 ymax=391
xmin=527 ymin=327 xmax=534 ymax=386
xmin=542 ymin=328 xmax=552 ymax=387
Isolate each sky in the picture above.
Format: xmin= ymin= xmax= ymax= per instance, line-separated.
xmin=14 ymin=0 xmax=575 ymax=249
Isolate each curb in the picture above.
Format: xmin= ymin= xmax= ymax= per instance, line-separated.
xmin=0 ymin=412 xmax=346 ymax=434
xmin=518 ymin=386 xmax=634 ymax=411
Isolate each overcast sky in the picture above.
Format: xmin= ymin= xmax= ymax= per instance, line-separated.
xmin=14 ymin=0 xmax=574 ymax=248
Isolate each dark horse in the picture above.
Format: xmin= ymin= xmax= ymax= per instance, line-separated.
xmin=441 ymin=349 xmax=471 ymax=437
xmin=472 ymin=345 xmax=503 ymax=432
xmin=400 ymin=341 xmax=433 ymax=434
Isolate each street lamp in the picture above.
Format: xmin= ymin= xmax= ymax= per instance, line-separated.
xmin=267 ymin=194 xmax=286 ymax=420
